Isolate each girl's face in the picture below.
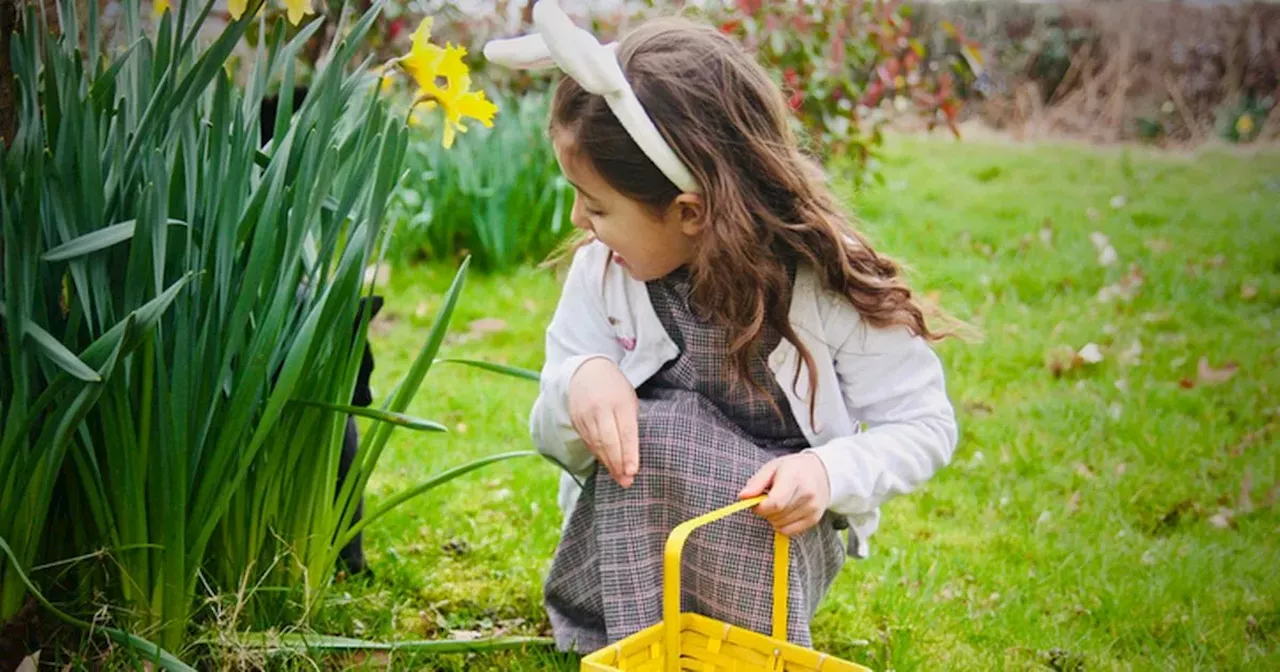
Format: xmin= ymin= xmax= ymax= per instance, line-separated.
xmin=552 ymin=129 xmax=702 ymax=282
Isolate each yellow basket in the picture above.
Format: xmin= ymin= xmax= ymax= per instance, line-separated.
xmin=580 ymin=496 xmax=871 ymax=672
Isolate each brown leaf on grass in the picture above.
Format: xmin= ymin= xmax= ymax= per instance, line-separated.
xmin=1090 ymin=232 xmax=1118 ymax=266
xmin=350 ymin=651 xmax=391 ymax=666
xmin=1144 ymin=238 xmax=1171 ymax=254
xmin=1074 ymin=463 xmax=1095 ymax=479
xmin=1046 ymin=343 xmax=1104 ymax=377
xmin=1208 ymin=508 xmax=1236 ymax=529
xmin=1114 ymin=462 xmax=1127 ymax=477
xmin=1179 ymin=377 xmax=1196 ymax=389
xmin=1265 ymin=483 xmax=1280 ymax=509
xmin=1097 ymin=265 xmax=1145 ymax=303
xmin=1240 ymin=284 xmax=1259 ymax=300
xmin=468 ymin=318 xmax=507 ymax=335
xmin=1040 ymin=221 xmax=1055 ymax=247
xmin=1197 ymin=357 xmax=1238 ymax=386
xmin=962 ymin=399 xmax=994 ymax=416
xmin=1066 ymin=491 xmax=1081 ymax=514
xmin=1239 ymin=471 xmax=1254 ymax=514
xmin=1118 ymin=340 xmax=1144 ymax=367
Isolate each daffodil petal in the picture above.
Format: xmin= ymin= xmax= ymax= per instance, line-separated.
xmin=284 ymin=0 xmax=312 ymax=25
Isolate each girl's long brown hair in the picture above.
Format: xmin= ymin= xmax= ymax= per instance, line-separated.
xmin=550 ymin=17 xmax=953 ymax=414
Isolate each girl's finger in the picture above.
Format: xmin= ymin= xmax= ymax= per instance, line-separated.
xmin=614 ymin=405 xmax=639 ymax=480
xmin=777 ymin=513 xmax=823 ymax=538
xmin=593 ymin=410 xmax=628 ymax=486
xmin=769 ymin=504 xmax=817 ymax=532
xmin=740 ymin=460 xmax=780 ymax=499
xmin=758 ymin=470 xmax=799 ymax=517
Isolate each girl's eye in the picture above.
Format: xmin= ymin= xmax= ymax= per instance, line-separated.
xmin=586 ymin=207 xmax=605 ymax=217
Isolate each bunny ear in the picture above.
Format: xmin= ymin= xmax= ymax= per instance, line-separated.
xmin=481 ymin=0 xmax=699 ymax=194
xmin=482 ymin=34 xmax=558 ymax=70
xmin=483 ymin=34 xmax=619 ymax=75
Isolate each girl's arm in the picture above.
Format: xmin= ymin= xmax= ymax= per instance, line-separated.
xmin=530 ymin=243 xmax=625 ymax=478
xmin=806 ymin=304 xmax=959 ymax=517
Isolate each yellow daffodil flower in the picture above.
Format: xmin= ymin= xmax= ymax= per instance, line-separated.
xmin=227 ymin=0 xmax=248 ymax=20
xmin=398 ymin=17 xmax=498 ymax=148
xmin=1236 ymin=114 xmax=1255 ymax=138
xmin=154 ymin=0 xmax=169 ymax=18
xmin=283 ymin=0 xmax=312 ymax=26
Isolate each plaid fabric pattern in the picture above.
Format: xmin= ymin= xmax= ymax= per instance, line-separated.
xmin=545 ymin=269 xmax=846 ymax=653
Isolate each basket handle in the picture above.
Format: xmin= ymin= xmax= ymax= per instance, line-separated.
xmin=662 ymin=496 xmax=789 ymax=669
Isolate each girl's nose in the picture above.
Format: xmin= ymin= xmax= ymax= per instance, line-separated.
xmin=569 ymin=198 xmax=593 ymax=232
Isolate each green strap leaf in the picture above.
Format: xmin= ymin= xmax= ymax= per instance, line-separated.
xmin=214 ymin=631 xmax=553 ymax=654
xmin=435 ymin=358 xmax=540 ymax=382
xmin=336 ymin=451 xmax=538 ymax=551
xmin=0 ymin=301 xmax=100 ymax=382
xmin=288 ymin=399 xmax=446 ymax=432
xmin=42 ymin=219 xmax=188 ymax=262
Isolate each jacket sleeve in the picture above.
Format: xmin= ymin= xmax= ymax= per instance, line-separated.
xmin=530 ymin=244 xmax=625 ymax=478
xmin=804 ymin=300 xmax=958 ymax=517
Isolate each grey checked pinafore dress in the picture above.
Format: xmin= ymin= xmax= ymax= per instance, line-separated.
xmin=544 ymin=267 xmax=846 ymax=653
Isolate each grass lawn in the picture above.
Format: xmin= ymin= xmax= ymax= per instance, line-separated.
xmin=311 ymin=136 xmax=1280 ymax=670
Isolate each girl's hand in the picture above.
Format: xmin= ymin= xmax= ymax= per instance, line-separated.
xmin=568 ymin=358 xmax=639 ymax=488
xmin=738 ymin=454 xmax=831 ymax=537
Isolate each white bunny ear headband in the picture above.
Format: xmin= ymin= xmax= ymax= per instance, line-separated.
xmin=482 ymin=0 xmax=700 ymax=194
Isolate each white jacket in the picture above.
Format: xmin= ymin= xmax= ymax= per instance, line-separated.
xmin=531 ymin=241 xmax=958 ymax=558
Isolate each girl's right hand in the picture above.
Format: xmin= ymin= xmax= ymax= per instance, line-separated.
xmin=568 ymin=357 xmax=639 ymax=488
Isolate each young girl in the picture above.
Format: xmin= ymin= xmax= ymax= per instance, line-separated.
xmin=486 ymin=2 xmax=957 ymax=653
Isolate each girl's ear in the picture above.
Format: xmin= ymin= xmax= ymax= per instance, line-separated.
xmin=670 ymin=192 xmax=705 ymax=237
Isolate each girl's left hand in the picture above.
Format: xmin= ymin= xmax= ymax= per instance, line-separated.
xmin=738 ymin=454 xmax=831 ymax=537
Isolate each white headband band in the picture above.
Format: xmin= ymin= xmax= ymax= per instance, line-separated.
xmin=482 ymin=0 xmax=700 ymax=194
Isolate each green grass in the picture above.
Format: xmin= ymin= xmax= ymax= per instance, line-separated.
xmin=302 ymin=136 xmax=1280 ymax=670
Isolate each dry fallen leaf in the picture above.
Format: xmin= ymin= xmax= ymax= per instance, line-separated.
xmin=1197 ymin=357 xmax=1239 ymax=386
xmin=1144 ymin=238 xmax=1172 ymax=254
xmin=1090 ymin=232 xmax=1118 ymax=266
xmin=363 ymin=264 xmax=392 ymax=287
xmin=16 ymin=652 xmax=39 ymax=672
xmin=468 ymin=318 xmax=508 ymax=334
xmin=1119 ymin=340 xmax=1144 ymax=367
xmin=1239 ymin=471 xmax=1254 ymax=514
xmin=1078 ymin=343 xmax=1105 ymax=364
xmin=1066 ymin=491 xmax=1082 ymax=514
xmin=1265 ymin=483 xmax=1280 ymax=509
xmin=1096 ymin=264 xmax=1145 ymax=303
xmin=1114 ymin=462 xmax=1127 ymax=477
xmin=1208 ymin=508 xmax=1235 ymax=529
xmin=1231 ymin=421 xmax=1277 ymax=456
xmin=1241 ymin=284 xmax=1259 ymax=300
